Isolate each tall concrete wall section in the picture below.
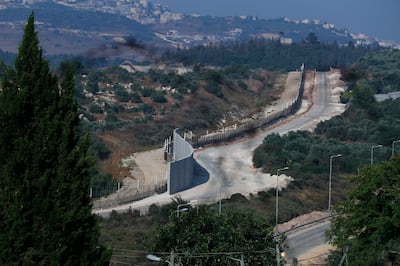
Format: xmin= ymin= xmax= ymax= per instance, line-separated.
xmin=172 ymin=129 xmax=194 ymax=161
xmin=168 ymin=129 xmax=195 ymax=194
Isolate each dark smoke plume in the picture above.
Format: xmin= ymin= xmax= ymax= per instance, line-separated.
xmin=85 ymin=36 xmax=157 ymax=61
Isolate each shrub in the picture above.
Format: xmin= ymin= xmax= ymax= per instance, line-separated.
xmin=151 ymin=91 xmax=167 ymax=103
xmin=89 ymin=103 xmax=103 ymax=114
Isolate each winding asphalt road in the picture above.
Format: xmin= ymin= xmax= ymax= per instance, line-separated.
xmin=193 ymin=71 xmax=338 ymax=202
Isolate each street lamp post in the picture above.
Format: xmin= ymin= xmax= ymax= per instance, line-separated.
xmin=392 ymin=140 xmax=400 ymax=157
xmin=276 ymin=166 xmax=288 ymax=266
xmin=276 ymin=167 xmax=289 ymax=228
xmin=328 ymin=154 xmax=342 ymax=212
xmin=371 ymin=145 xmax=383 ymax=165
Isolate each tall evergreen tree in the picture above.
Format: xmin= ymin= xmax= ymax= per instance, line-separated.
xmin=0 ymin=13 xmax=110 ymax=265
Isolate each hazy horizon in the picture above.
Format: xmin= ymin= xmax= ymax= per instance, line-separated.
xmin=153 ymin=0 xmax=399 ymax=43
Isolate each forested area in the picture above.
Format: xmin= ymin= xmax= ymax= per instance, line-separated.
xmin=162 ymin=37 xmax=372 ymax=71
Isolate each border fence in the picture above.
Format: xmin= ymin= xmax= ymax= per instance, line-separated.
xmin=191 ymin=68 xmax=305 ymax=147
xmin=92 ymin=181 xmax=167 ymax=209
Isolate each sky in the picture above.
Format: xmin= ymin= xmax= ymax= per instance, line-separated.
xmin=153 ymin=0 xmax=400 ymax=42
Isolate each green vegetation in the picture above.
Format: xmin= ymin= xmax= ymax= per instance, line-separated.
xmin=148 ymin=68 xmax=199 ymax=94
xmin=150 ymin=206 xmax=276 ymax=265
xmin=357 ymin=49 xmax=400 ymax=93
xmin=100 ymin=197 xmax=279 ymax=265
xmin=0 ymin=14 xmax=110 ymax=264
xmin=327 ymin=156 xmax=400 ymax=265
xmin=163 ymin=38 xmax=372 ymax=71
xmin=253 ymin=83 xmax=399 ymax=218
xmin=316 ymin=86 xmax=400 ymax=146
xmin=250 ymin=51 xmax=400 ymax=263
xmin=73 ymin=62 xmax=282 ymax=151
xmin=91 ymin=172 xmax=117 ymax=198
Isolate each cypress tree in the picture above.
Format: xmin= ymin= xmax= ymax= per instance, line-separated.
xmin=0 ymin=13 xmax=111 ymax=265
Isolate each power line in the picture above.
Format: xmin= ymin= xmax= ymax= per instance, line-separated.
xmin=112 ymin=247 xmax=273 ymax=257
xmin=297 ymin=251 xmax=332 ymax=262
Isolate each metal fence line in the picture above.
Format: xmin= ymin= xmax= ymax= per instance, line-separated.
xmin=191 ymin=69 xmax=305 ymax=147
xmin=92 ymin=181 xmax=167 ymax=209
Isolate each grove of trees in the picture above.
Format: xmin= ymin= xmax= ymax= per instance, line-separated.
xmin=148 ymin=202 xmax=278 ymax=265
xmin=162 ymin=37 xmax=372 ymax=71
xmin=356 ymin=49 xmax=400 ymax=93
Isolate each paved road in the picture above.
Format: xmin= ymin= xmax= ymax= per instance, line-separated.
xmin=284 ymin=220 xmax=331 ymax=261
xmin=193 ymin=71 xmax=339 ymax=201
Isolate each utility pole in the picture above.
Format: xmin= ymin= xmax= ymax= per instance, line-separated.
xmin=169 ymin=251 xmax=175 ymax=266
xmin=227 ymin=254 xmax=245 ymax=266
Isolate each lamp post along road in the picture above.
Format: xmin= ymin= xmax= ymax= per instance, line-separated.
xmin=276 ymin=166 xmax=289 ymax=266
xmin=328 ymin=154 xmax=341 ymax=212
xmin=276 ymin=167 xmax=289 ymax=228
xmin=371 ymin=145 xmax=383 ymax=165
xmin=392 ymin=140 xmax=400 ymax=157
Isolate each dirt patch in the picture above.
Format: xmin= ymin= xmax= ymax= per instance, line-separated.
xmin=121 ymin=148 xmax=167 ymax=189
xmin=278 ymin=211 xmax=329 ymax=232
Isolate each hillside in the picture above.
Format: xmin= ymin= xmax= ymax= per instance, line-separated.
xmin=0 ymin=2 xmax=154 ymax=55
xmin=73 ymin=63 xmax=287 ymax=185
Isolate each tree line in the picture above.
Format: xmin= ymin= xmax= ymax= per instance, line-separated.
xmin=162 ymin=36 xmax=373 ymax=71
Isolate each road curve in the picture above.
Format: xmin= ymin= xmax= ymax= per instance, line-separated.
xmin=192 ymin=71 xmax=343 ymax=202
xmin=93 ymin=71 xmax=345 ymax=216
